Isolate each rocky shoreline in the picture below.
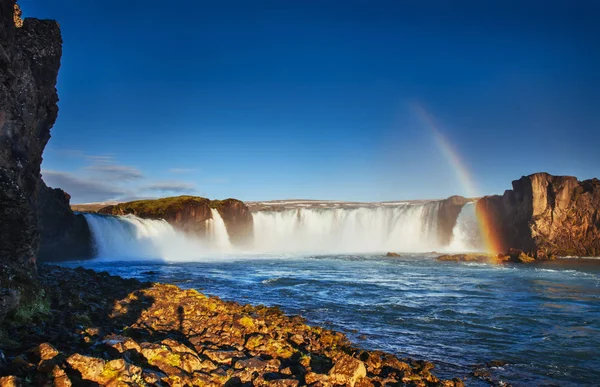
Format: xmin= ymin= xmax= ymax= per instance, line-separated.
xmin=0 ymin=265 xmax=464 ymax=387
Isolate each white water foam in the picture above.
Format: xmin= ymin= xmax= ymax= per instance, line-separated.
xmin=448 ymin=202 xmax=484 ymax=252
xmin=251 ymin=202 xmax=443 ymax=253
xmin=83 ymin=213 xmax=230 ymax=261
xmin=83 ymin=200 xmax=491 ymax=259
xmin=207 ymin=208 xmax=233 ymax=251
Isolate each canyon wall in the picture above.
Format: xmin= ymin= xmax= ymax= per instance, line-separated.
xmin=477 ymin=172 xmax=600 ymax=257
xmin=0 ymin=0 xmax=62 ymax=320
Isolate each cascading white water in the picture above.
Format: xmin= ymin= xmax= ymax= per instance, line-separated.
xmin=448 ymin=202 xmax=484 ymax=252
xmin=207 ymin=208 xmax=233 ymax=251
xmin=84 ymin=213 xmax=209 ymax=261
xmin=251 ymin=202 xmax=444 ymax=253
xmin=83 ymin=201 xmax=486 ymax=259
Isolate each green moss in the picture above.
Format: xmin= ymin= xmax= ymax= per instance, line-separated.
xmin=165 ymin=352 xmax=182 ymax=367
xmin=12 ymin=288 xmax=50 ymax=323
xmin=100 ymin=364 xmax=120 ymax=380
xmin=208 ymin=198 xmax=242 ymax=210
xmin=238 ymin=315 xmax=255 ymax=329
xmin=108 ymin=196 xmax=211 ymax=217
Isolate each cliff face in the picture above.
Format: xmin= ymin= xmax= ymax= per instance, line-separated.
xmin=477 ymin=173 xmax=600 ymax=257
xmin=211 ymin=198 xmax=254 ymax=246
xmin=436 ymin=195 xmax=471 ymax=245
xmin=99 ymin=196 xmax=254 ymax=246
xmin=99 ymin=196 xmax=213 ymax=234
xmin=0 ymin=0 xmax=62 ymax=320
xmin=37 ymin=180 xmax=94 ymax=261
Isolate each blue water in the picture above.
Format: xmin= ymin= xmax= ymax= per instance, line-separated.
xmin=60 ymin=255 xmax=600 ymax=386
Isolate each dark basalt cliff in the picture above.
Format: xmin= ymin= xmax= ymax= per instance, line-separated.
xmin=99 ymin=196 xmax=254 ymax=246
xmin=437 ymin=195 xmax=471 ymax=245
xmin=0 ymin=0 xmax=62 ymax=321
xmin=37 ymin=180 xmax=94 ymax=262
xmin=477 ymin=172 xmax=600 ymax=257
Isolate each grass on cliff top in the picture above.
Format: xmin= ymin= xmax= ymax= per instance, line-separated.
xmin=104 ymin=196 xmax=243 ymax=215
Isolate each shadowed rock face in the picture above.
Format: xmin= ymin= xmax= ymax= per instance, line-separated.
xmin=98 ymin=196 xmax=254 ymax=246
xmin=0 ymin=0 xmax=62 ymax=320
xmin=437 ymin=195 xmax=471 ymax=245
xmin=37 ymin=180 xmax=94 ymax=262
xmin=211 ymin=198 xmax=254 ymax=246
xmin=477 ymin=173 xmax=600 ymax=257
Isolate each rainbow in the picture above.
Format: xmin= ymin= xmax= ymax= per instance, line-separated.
xmin=411 ymin=102 xmax=502 ymax=254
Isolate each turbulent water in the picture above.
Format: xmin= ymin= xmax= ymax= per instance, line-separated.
xmin=77 ymin=203 xmax=600 ymax=385
xmin=62 ymin=255 xmax=600 ymax=386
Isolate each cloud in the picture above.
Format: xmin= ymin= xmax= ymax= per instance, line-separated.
xmin=42 ymin=170 xmax=128 ymax=203
xmin=85 ymin=154 xmax=116 ymax=164
xmin=85 ymin=164 xmax=144 ymax=181
xmin=143 ymin=181 xmax=197 ymax=193
xmin=169 ymin=168 xmax=198 ymax=174
xmin=203 ymin=177 xmax=229 ymax=184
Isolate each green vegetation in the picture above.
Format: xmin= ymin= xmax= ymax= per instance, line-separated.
xmin=100 ymin=196 xmax=245 ymax=217
xmin=104 ymin=196 xmax=210 ymax=217
xmin=11 ymin=287 xmax=50 ymax=324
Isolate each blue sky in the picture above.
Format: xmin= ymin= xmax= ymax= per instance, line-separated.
xmin=21 ymin=0 xmax=600 ymax=203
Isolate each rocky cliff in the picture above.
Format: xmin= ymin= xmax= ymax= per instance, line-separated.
xmin=210 ymin=198 xmax=254 ymax=246
xmin=437 ymin=195 xmax=471 ymax=245
xmin=477 ymin=172 xmax=600 ymax=257
xmin=0 ymin=0 xmax=62 ymax=321
xmin=99 ymin=196 xmax=254 ymax=246
xmin=37 ymin=180 xmax=94 ymax=261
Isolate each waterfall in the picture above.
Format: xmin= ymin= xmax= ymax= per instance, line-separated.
xmin=251 ymin=202 xmax=444 ymax=253
xmin=448 ymin=202 xmax=484 ymax=252
xmin=82 ymin=200 xmax=485 ymax=259
xmin=83 ymin=213 xmax=207 ymax=261
xmin=207 ymin=208 xmax=232 ymax=251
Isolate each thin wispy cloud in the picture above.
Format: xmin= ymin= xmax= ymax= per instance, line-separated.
xmin=85 ymin=154 xmax=116 ymax=164
xmin=44 ymin=150 xmax=200 ymax=203
xmin=143 ymin=181 xmax=197 ymax=193
xmin=169 ymin=168 xmax=198 ymax=174
xmin=203 ymin=177 xmax=229 ymax=184
xmin=42 ymin=170 xmax=128 ymax=203
xmin=85 ymin=164 xmax=144 ymax=181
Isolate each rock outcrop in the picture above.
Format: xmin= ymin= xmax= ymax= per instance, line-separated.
xmin=37 ymin=180 xmax=94 ymax=261
xmin=99 ymin=196 xmax=214 ymax=234
xmin=437 ymin=249 xmax=535 ymax=264
xmin=477 ymin=172 xmax=600 ymax=257
xmin=98 ymin=196 xmax=254 ymax=246
xmin=0 ymin=0 xmax=62 ymax=321
xmin=437 ymin=195 xmax=471 ymax=245
xmin=210 ymin=198 xmax=254 ymax=246
xmin=0 ymin=265 xmax=464 ymax=387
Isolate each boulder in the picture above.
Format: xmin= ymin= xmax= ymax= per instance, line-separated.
xmin=328 ymin=355 xmax=367 ymax=387
xmin=385 ymin=252 xmax=401 ymax=257
xmin=507 ymin=248 xmax=535 ymax=264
